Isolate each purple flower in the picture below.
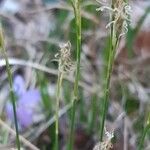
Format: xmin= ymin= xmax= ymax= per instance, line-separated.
xmin=5 ymin=75 xmax=41 ymax=129
xmin=17 ymin=89 xmax=41 ymax=128
xmin=17 ymin=106 xmax=33 ymax=128
xmin=18 ymin=89 xmax=40 ymax=106
xmin=13 ymin=75 xmax=25 ymax=97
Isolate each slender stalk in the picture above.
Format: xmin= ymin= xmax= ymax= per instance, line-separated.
xmin=68 ymin=0 xmax=81 ymax=149
xmin=138 ymin=124 xmax=150 ymax=150
xmin=100 ymin=0 xmax=117 ymax=141
xmin=138 ymin=113 xmax=150 ymax=150
xmin=88 ymin=93 xmax=97 ymax=133
xmin=0 ymin=25 xmax=20 ymax=149
xmin=55 ymin=72 xmax=63 ymax=150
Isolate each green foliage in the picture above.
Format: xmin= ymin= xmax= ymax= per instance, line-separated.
xmin=124 ymin=97 xmax=139 ymax=115
xmin=38 ymin=72 xmax=52 ymax=117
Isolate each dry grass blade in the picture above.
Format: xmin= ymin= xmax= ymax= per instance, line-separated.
xmin=0 ymin=119 xmax=39 ymax=150
xmin=0 ymin=58 xmax=99 ymax=94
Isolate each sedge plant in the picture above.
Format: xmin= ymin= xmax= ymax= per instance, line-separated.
xmin=0 ymin=24 xmax=21 ymax=149
xmin=67 ymin=0 xmax=81 ymax=149
xmin=54 ymin=41 xmax=74 ymax=150
xmin=96 ymin=0 xmax=131 ymax=141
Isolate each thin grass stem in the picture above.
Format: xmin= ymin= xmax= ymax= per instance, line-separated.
xmin=0 ymin=24 xmax=20 ymax=149
xmin=68 ymin=0 xmax=81 ymax=149
xmin=88 ymin=93 xmax=97 ymax=133
xmin=55 ymin=72 xmax=63 ymax=150
xmin=138 ymin=113 xmax=150 ymax=150
xmin=138 ymin=124 xmax=150 ymax=150
xmin=99 ymin=0 xmax=118 ymax=141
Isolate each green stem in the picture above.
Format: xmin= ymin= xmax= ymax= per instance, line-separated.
xmin=100 ymin=0 xmax=117 ymax=141
xmin=55 ymin=72 xmax=63 ymax=150
xmin=68 ymin=0 xmax=81 ymax=150
xmin=88 ymin=93 xmax=97 ymax=133
xmin=0 ymin=25 xmax=20 ymax=149
xmin=138 ymin=113 xmax=150 ymax=150
xmin=138 ymin=124 xmax=150 ymax=150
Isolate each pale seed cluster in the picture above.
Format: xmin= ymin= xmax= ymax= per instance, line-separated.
xmin=96 ymin=0 xmax=132 ymax=37
xmin=55 ymin=41 xmax=74 ymax=74
xmin=93 ymin=128 xmax=114 ymax=150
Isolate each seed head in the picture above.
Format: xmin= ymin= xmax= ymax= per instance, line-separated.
xmin=55 ymin=41 xmax=74 ymax=74
xmin=93 ymin=128 xmax=114 ymax=150
xmin=96 ymin=0 xmax=132 ymax=37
